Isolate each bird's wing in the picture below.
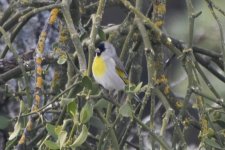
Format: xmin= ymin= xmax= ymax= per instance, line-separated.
xmin=113 ymin=56 xmax=142 ymax=103
xmin=113 ymin=56 xmax=129 ymax=84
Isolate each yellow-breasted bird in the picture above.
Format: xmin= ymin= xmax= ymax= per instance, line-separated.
xmin=92 ymin=41 xmax=141 ymax=102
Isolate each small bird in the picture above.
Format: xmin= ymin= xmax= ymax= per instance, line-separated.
xmin=92 ymin=41 xmax=141 ymax=102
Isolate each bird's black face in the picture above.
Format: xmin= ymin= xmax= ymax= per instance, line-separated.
xmin=96 ymin=42 xmax=105 ymax=56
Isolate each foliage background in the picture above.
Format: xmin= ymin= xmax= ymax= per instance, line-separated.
xmin=0 ymin=0 xmax=225 ymax=150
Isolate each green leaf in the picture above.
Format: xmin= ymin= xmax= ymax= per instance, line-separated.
xmin=69 ymin=82 xmax=83 ymax=97
xmin=213 ymin=111 xmax=221 ymax=120
xmin=52 ymin=42 xmax=60 ymax=50
xmin=119 ymin=103 xmax=133 ymax=117
xmin=59 ymin=131 xmax=67 ymax=149
xmin=60 ymin=98 xmax=75 ymax=107
xmin=44 ymin=140 xmax=60 ymax=150
xmin=0 ymin=116 xmax=10 ymax=129
xmin=205 ymin=138 xmax=223 ymax=149
xmin=20 ymin=100 xmax=26 ymax=113
xmin=207 ymin=128 xmax=215 ymax=138
xmin=125 ymin=83 xmax=143 ymax=94
xmin=98 ymin=27 xmax=106 ymax=40
xmin=57 ymin=52 xmax=67 ymax=65
xmin=70 ymin=125 xmax=88 ymax=148
xmin=125 ymin=84 xmax=136 ymax=93
xmin=8 ymin=121 xmax=21 ymax=140
xmin=133 ymin=82 xmax=143 ymax=93
xmin=213 ymin=119 xmax=225 ymax=128
xmin=55 ymin=125 xmax=63 ymax=136
xmin=46 ymin=123 xmax=58 ymax=139
xmin=90 ymin=81 xmax=100 ymax=95
xmin=82 ymin=76 xmax=93 ymax=90
xmin=89 ymin=116 xmax=105 ymax=130
xmin=67 ymin=101 xmax=77 ymax=117
xmin=5 ymin=138 xmax=17 ymax=150
xmin=94 ymin=98 xmax=109 ymax=110
xmin=80 ymin=102 xmax=93 ymax=124
xmin=219 ymin=129 xmax=225 ymax=136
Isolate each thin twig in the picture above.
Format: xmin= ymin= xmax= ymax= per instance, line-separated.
xmin=18 ymin=81 xmax=81 ymax=119
xmin=120 ymin=0 xmax=183 ymax=56
xmin=0 ymin=27 xmax=32 ymax=106
xmin=95 ymin=109 xmax=120 ymax=150
xmin=87 ymin=0 xmax=106 ymax=76
xmin=204 ymin=0 xmax=225 ymax=71
xmin=133 ymin=115 xmax=171 ymax=150
xmin=192 ymin=88 xmax=225 ymax=108
xmin=61 ymin=0 xmax=87 ymax=72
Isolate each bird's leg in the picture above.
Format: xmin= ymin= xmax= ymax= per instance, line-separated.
xmin=120 ymin=92 xmax=127 ymax=102
xmin=109 ymin=90 xmax=115 ymax=99
xmin=119 ymin=91 xmax=127 ymax=103
xmin=109 ymin=90 xmax=121 ymax=103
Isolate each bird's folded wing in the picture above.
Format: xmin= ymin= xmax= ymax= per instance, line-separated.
xmin=113 ymin=56 xmax=129 ymax=84
xmin=115 ymin=67 xmax=129 ymax=84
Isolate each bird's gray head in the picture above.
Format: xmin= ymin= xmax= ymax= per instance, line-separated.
xmin=95 ymin=41 xmax=117 ymax=59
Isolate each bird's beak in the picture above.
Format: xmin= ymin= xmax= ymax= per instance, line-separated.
xmin=95 ymin=48 xmax=100 ymax=53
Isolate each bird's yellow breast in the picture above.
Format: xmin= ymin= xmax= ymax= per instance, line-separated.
xmin=92 ymin=56 xmax=106 ymax=77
